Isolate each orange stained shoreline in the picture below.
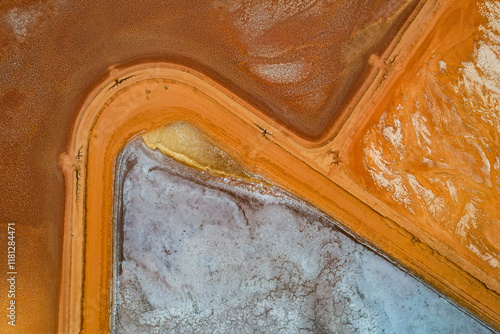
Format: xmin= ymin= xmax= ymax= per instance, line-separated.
xmin=59 ymin=62 xmax=500 ymax=333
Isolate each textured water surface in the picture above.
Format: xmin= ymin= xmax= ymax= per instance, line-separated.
xmin=114 ymin=140 xmax=491 ymax=333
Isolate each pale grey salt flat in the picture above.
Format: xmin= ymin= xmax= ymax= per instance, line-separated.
xmin=113 ymin=139 xmax=493 ymax=334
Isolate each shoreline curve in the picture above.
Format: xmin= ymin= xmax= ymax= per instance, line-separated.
xmin=59 ymin=63 xmax=500 ymax=333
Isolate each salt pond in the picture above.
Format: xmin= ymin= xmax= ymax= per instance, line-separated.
xmin=114 ymin=139 xmax=492 ymax=333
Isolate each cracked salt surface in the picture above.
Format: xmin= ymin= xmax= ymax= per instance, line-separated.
xmin=114 ymin=140 xmax=491 ymax=333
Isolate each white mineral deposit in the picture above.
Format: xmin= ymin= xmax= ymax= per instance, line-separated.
xmin=114 ymin=140 xmax=492 ymax=333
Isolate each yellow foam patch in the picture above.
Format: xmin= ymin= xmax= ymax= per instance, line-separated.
xmin=142 ymin=122 xmax=256 ymax=181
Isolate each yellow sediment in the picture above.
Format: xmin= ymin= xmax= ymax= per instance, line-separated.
xmin=142 ymin=122 xmax=256 ymax=181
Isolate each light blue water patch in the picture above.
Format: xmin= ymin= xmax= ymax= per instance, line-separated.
xmin=114 ymin=139 xmax=493 ymax=334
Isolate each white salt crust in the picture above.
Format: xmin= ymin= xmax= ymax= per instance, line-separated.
xmin=114 ymin=140 xmax=491 ymax=333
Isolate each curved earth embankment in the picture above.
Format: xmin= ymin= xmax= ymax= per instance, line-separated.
xmin=60 ymin=62 xmax=500 ymax=333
